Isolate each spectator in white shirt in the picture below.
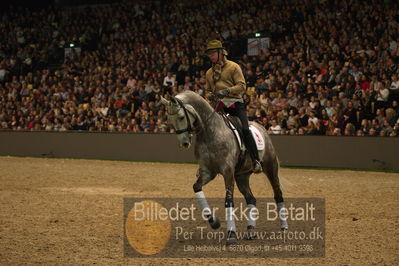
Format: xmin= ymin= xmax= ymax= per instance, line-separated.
xmin=308 ymin=110 xmax=319 ymax=126
xmin=389 ymin=75 xmax=399 ymax=102
xmin=375 ymin=82 xmax=389 ymax=109
xmin=163 ymin=72 xmax=175 ymax=88
xmin=268 ymin=119 xmax=282 ymax=135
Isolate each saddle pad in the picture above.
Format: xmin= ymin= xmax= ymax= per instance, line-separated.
xmin=250 ymin=125 xmax=265 ymax=150
xmin=228 ymin=120 xmax=265 ymax=151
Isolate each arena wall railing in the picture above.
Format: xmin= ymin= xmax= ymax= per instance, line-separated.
xmin=0 ymin=131 xmax=397 ymax=171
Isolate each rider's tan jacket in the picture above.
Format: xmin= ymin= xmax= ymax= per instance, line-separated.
xmin=205 ymin=59 xmax=246 ymax=104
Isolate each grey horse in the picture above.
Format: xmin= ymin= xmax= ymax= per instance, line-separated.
xmin=159 ymin=90 xmax=288 ymax=246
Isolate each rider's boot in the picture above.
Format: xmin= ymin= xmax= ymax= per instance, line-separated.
xmin=253 ymin=159 xmax=263 ymax=174
xmin=244 ymin=132 xmax=263 ymax=174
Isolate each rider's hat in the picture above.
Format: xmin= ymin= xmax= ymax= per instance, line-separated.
xmin=205 ymin=40 xmax=228 ymax=56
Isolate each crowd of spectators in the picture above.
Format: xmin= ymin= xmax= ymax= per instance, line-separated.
xmin=0 ymin=0 xmax=398 ymax=137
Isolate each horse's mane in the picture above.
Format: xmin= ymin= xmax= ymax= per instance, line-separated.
xmin=175 ymin=91 xmax=214 ymax=120
xmin=176 ymin=90 xmax=208 ymax=106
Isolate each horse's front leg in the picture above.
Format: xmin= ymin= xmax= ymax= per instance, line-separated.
xmin=193 ymin=166 xmax=220 ymax=229
xmin=224 ymin=171 xmax=237 ymax=246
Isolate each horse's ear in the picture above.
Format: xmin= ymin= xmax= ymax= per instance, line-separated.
xmin=158 ymin=96 xmax=170 ymax=106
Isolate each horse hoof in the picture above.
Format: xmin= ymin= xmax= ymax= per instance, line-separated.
xmin=281 ymin=226 xmax=288 ymax=231
xmin=208 ymin=216 xmax=220 ymax=229
xmin=246 ymin=225 xmax=257 ymax=240
xmin=226 ymin=230 xmax=237 ymax=246
xmin=280 ymin=220 xmax=289 ymax=231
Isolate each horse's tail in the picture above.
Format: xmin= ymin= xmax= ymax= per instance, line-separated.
xmin=251 ymin=121 xmax=297 ymax=193
xmin=275 ymin=155 xmax=298 ymax=194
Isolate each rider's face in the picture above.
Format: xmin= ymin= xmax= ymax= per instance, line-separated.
xmin=207 ymin=50 xmax=220 ymax=64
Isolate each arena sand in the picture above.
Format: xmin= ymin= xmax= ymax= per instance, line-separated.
xmin=0 ymin=156 xmax=398 ymax=265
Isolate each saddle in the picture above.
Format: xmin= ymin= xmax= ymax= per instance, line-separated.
xmin=220 ymin=113 xmax=265 ymax=172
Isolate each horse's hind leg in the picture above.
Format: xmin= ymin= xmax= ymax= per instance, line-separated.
xmin=193 ymin=166 xmax=220 ymax=229
xmin=235 ymin=173 xmax=258 ymax=240
xmin=263 ymin=157 xmax=289 ymax=230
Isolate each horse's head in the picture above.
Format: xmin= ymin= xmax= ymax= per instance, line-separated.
xmin=159 ymin=95 xmax=197 ymax=149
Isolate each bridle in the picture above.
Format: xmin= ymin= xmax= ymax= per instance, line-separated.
xmin=172 ymin=97 xmax=195 ymax=135
xmin=170 ymin=96 xmax=218 ymax=135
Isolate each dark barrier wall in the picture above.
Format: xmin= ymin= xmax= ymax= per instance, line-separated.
xmin=0 ymin=131 xmax=194 ymax=163
xmin=270 ymin=135 xmax=398 ymax=170
xmin=0 ymin=131 xmax=398 ymax=171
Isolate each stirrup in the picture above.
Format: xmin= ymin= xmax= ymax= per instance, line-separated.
xmin=253 ymin=160 xmax=263 ymax=173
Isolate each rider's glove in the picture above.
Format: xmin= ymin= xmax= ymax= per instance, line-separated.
xmin=207 ymin=94 xmax=217 ymax=102
xmin=215 ymin=88 xmax=230 ymax=98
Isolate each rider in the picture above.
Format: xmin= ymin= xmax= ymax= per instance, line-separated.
xmin=205 ymin=39 xmax=263 ymax=173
